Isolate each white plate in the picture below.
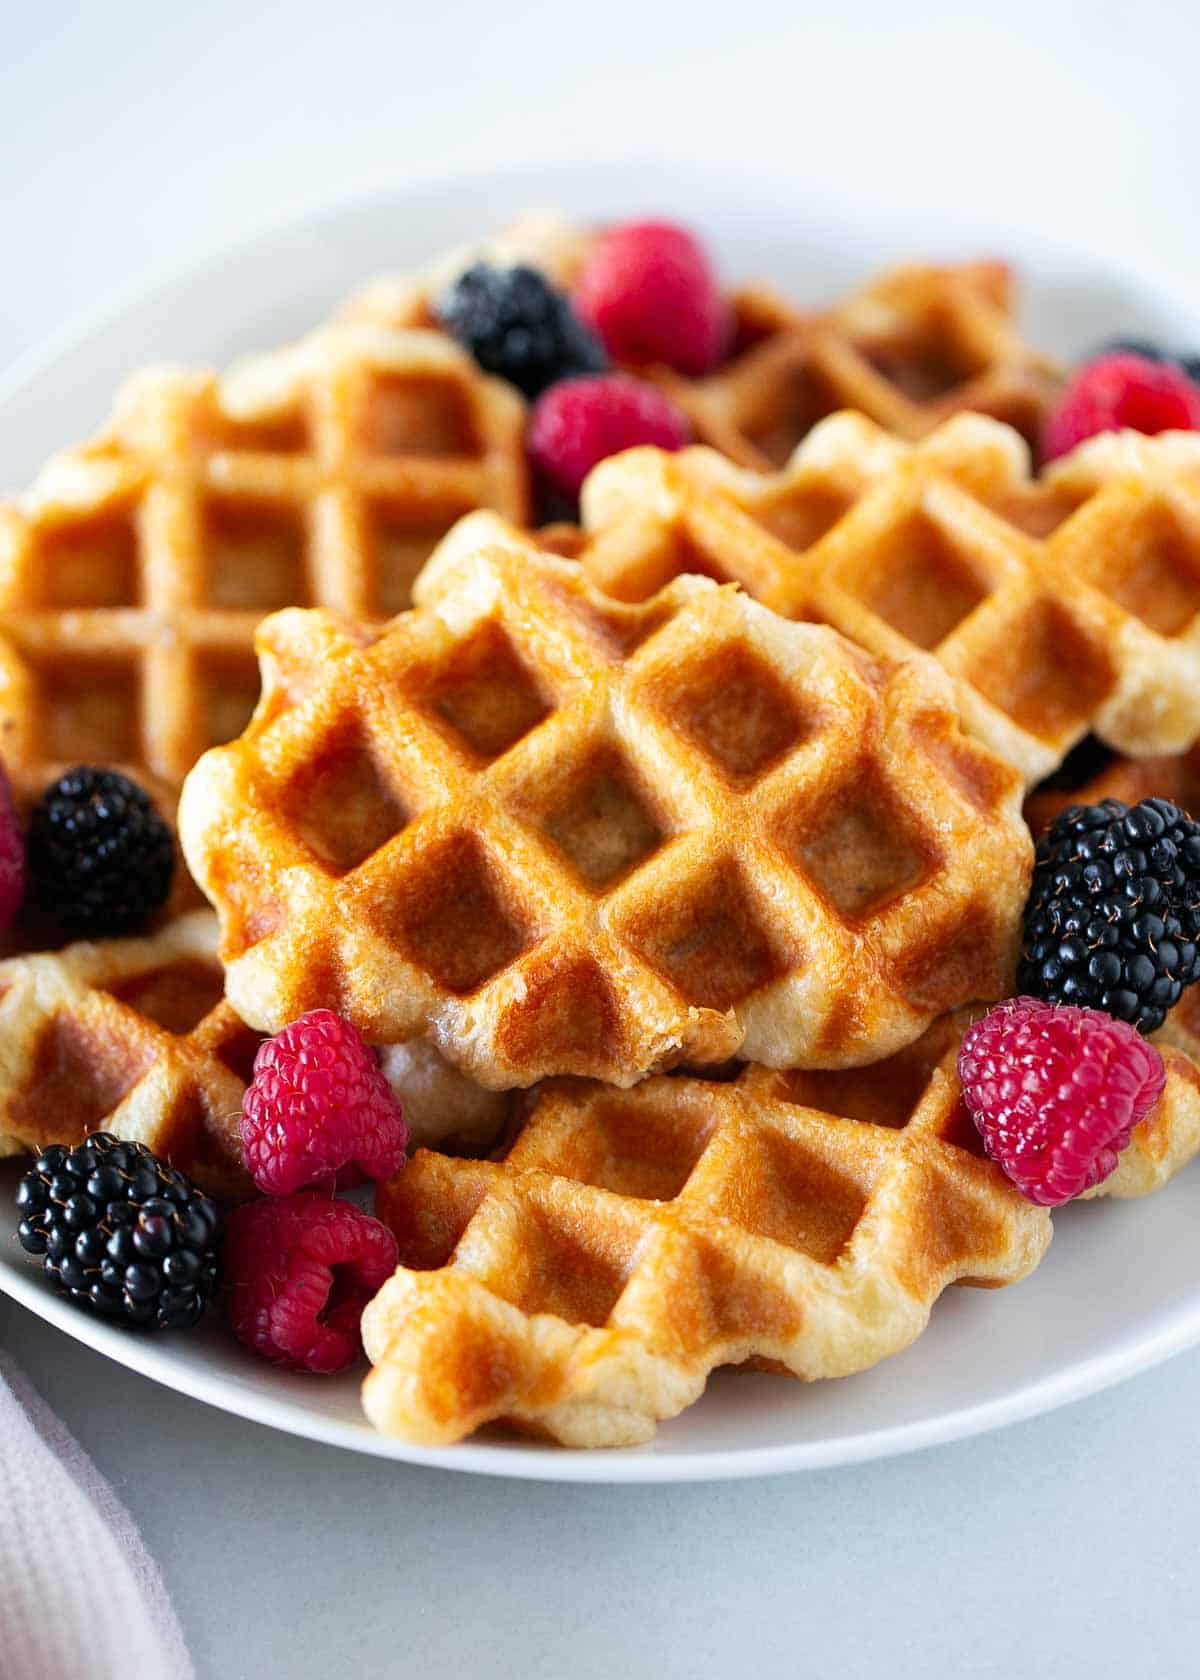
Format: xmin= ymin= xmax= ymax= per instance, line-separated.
xmin=2 ymin=161 xmax=1200 ymax=1483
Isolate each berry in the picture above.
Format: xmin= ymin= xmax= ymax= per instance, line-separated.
xmin=222 ymin=1193 xmax=397 ymax=1374
xmin=1018 ymin=797 xmax=1200 ymax=1033
xmin=958 ymin=996 xmax=1165 ymax=1205
xmin=27 ymin=767 xmax=174 ymax=937
xmin=0 ymin=759 xmax=25 ymax=930
xmin=1043 ymin=352 xmax=1200 ymax=461
xmin=573 ymin=219 xmax=730 ymax=378
xmin=240 ymin=1008 xmax=409 ymax=1197
xmin=15 ymin=1134 xmax=220 ymax=1328
xmin=436 ymin=263 xmax=608 ymax=399
xmin=528 ymin=373 xmax=691 ymax=501
xmin=1091 ymin=340 xmax=1200 ymax=386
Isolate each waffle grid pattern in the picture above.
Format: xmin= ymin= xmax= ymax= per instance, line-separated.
xmin=339 ymin=214 xmax=1062 ymax=469
xmin=0 ymin=325 xmax=528 ymax=819
xmin=573 ymin=415 xmax=1200 ymax=786
xmin=0 ymin=911 xmax=256 ymax=1198
xmin=361 ymin=1049 xmax=1052 ymax=1447
xmin=180 ymin=527 xmax=1030 ymax=1088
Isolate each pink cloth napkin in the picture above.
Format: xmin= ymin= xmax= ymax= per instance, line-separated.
xmin=0 ymin=1354 xmax=193 ymax=1680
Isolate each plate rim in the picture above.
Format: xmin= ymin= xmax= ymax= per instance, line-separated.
xmin=4 ymin=157 xmax=1200 ymax=1483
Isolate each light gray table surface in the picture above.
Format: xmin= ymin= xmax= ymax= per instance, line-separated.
xmin=4 ymin=1288 xmax=1200 ymax=1679
xmin=4 ymin=4 xmax=1200 ymax=1675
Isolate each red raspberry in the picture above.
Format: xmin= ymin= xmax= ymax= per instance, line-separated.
xmin=240 ymin=1009 xmax=409 ymax=1197
xmin=958 ymin=996 xmax=1166 ymax=1206
xmin=528 ymin=373 xmax=690 ymax=501
xmin=0 ymin=761 xmax=24 ymax=931
xmin=573 ymin=219 xmax=730 ymax=377
xmin=223 ymin=1192 xmax=398 ymax=1374
xmin=1043 ymin=352 xmax=1200 ymax=461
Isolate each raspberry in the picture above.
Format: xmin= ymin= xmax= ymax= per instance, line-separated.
xmin=436 ymin=263 xmax=608 ymax=399
xmin=1043 ymin=352 xmax=1200 ymax=461
xmin=959 ymin=997 xmax=1166 ymax=1205
xmin=1019 ymin=797 xmax=1200 ymax=1033
xmin=528 ymin=373 xmax=691 ymax=501
xmin=27 ymin=767 xmax=174 ymax=937
xmin=240 ymin=1009 xmax=409 ymax=1197
xmin=574 ymin=220 xmax=730 ymax=377
xmin=1091 ymin=340 xmax=1200 ymax=386
xmin=222 ymin=1193 xmax=398 ymax=1374
xmin=0 ymin=759 xmax=25 ymax=931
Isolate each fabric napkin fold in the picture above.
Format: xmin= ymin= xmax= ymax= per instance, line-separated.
xmin=0 ymin=1352 xmax=193 ymax=1680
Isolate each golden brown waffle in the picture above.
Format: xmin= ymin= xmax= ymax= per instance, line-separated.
xmin=180 ymin=518 xmax=1031 ymax=1088
xmin=743 ymin=994 xmax=1200 ymax=1204
xmin=0 ymin=912 xmax=255 ymax=1199
xmin=0 ymin=325 xmax=528 ymax=833
xmin=570 ymin=415 xmax=1200 ymax=787
xmin=361 ymin=988 xmax=1200 ymax=1449
xmin=360 ymin=1050 xmax=1051 ymax=1448
xmin=339 ymin=214 xmax=1061 ymax=466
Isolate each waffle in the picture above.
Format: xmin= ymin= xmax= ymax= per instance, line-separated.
xmin=0 ymin=911 xmax=255 ymax=1199
xmin=179 ymin=519 xmax=1031 ymax=1088
xmin=742 ymin=993 xmax=1200 ymax=1204
xmin=339 ymin=214 xmax=1061 ymax=467
xmin=360 ymin=1045 xmax=1052 ymax=1448
xmin=0 ymin=325 xmax=528 ymax=835
xmin=569 ymin=415 xmax=1200 ymax=787
xmin=361 ymin=981 xmax=1200 ymax=1450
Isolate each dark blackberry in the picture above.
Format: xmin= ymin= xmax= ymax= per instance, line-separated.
xmin=28 ymin=767 xmax=175 ymax=937
xmin=16 ymin=1133 xmax=220 ymax=1330
xmin=436 ymin=263 xmax=608 ymax=399
xmin=1018 ymin=797 xmax=1200 ymax=1033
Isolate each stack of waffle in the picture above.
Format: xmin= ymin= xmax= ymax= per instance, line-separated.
xmin=5 ymin=216 xmax=1200 ymax=1452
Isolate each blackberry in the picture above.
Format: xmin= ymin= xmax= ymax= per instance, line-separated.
xmin=1018 ymin=797 xmax=1200 ymax=1033
xmin=16 ymin=1133 xmax=220 ymax=1330
xmin=28 ymin=767 xmax=175 ymax=937
xmin=436 ymin=263 xmax=608 ymax=398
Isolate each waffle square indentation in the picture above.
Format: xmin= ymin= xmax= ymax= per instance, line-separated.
xmin=203 ymin=495 xmax=309 ymax=611
xmin=618 ymin=859 xmax=784 ymax=1011
xmin=779 ymin=780 xmax=929 ymax=921
xmin=380 ymin=830 xmax=534 ymax=994
xmin=279 ymin=723 xmax=408 ymax=875
xmin=423 ymin=620 xmax=553 ymax=761
xmin=658 ymin=640 xmax=807 ymax=781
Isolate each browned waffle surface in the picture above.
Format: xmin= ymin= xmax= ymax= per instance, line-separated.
xmin=360 ymin=985 xmax=1200 ymax=1449
xmin=573 ymin=416 xmax=1200 ymax=786
xmin=180 ymin=521 xmax=1031 ymax=1087
xmin=744 ymin=988 xmax=1200 ymax=1203
xmin=0 ymin=326 xmax=528 ymax=828
xmin=0 ymin=912 xmax=256 ymax=1198
xmin=338 ymin=214 xmax=1061 ymax=467
xmin=361 ymin=1057 xmax=1051 ymax=1447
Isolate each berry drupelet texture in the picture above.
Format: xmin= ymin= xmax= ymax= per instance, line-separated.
xmin=222 ymin=1193 xmax=398 ymax=1374
xmin=959 ymin=996 xmax=1165 ymax=1205
xmin=27 ymin=767 xmax=175 ymax=937
xmin=1018 ymin=797 xmax=1200 ymax=1034
xmin=16 ymin=1134 xmax=220 ymax=1329
xmin=436 ymin=263 xmax=609 ymax=399
xmin=240 ymin=1008 xmax=409 ymax=1197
